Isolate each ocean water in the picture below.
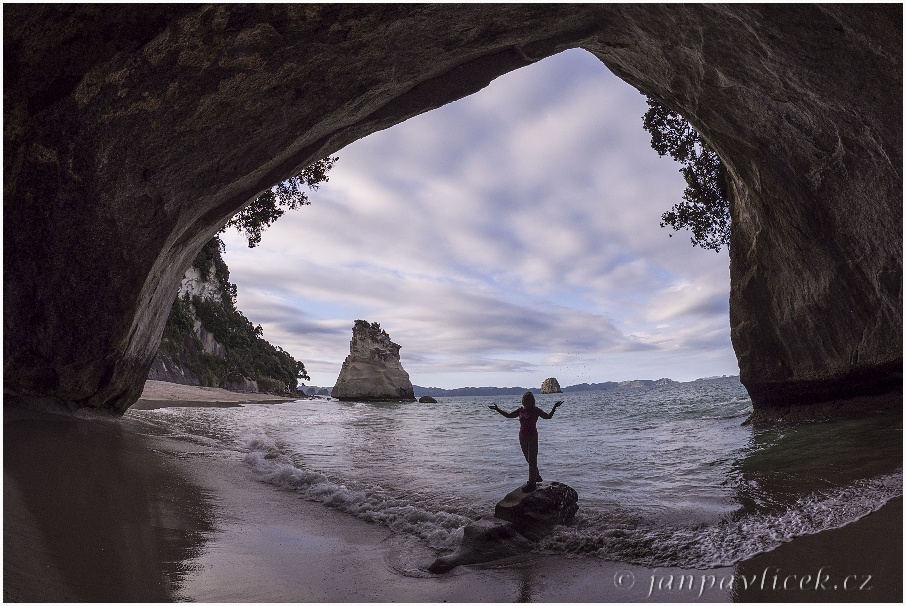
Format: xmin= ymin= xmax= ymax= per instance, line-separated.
xmin=126 ymin=377 xmax=902 ymax=570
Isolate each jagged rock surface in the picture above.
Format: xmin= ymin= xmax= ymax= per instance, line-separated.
xmin=541 ymin=378 xmax=562 ymax=394
xmin=332 ymin=321 xmax=415 ymax=402
xmin=147 ymin=351 xmax=201 ymax=386
xmin=4 ymin=5 xmax=900 ymax=417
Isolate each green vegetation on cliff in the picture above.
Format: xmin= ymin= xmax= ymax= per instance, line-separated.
xmin=158 ymin=158 xmax=336 ymax=391
xmin=159 ymin=236 xmax=309 ymax=393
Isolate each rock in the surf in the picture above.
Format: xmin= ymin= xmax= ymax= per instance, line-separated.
xmin=494 ymin=481 xmax=578 ymax=540
xmin=541 ymin=377 xmax=562 ymax=393
xmin=427 ymin=517 xmax=533 ymax=573
xmin=418 ymin=396 xmax=437 ymax=403
xmin=332 ymin=320 xmax=415 ymax=401
xmin=429 ymin=481 xmax=579 ymax=573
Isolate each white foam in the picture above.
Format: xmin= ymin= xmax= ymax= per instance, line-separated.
xmin=538 ymin=470 xmax=902 ymax=568
xmin=243 ymin=434 xmax=470 ymax=551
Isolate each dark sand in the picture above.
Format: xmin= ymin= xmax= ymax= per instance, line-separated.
xmin=4 ymin=391 xmax=902 ymax=602
xmin=4 ymin=405 xmax=214 ymax=601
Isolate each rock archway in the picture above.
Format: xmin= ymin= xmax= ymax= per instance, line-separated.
xmin=5 ymin=5 xmax=901 ymax=418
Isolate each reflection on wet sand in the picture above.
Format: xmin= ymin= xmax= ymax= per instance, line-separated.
xmin=3 ymin=406 xmax=215 ymax=602
xmin=731 ymin=411 xmax=903 ymax=602
xmin=732 ymin=411 xmax=902 ymax=515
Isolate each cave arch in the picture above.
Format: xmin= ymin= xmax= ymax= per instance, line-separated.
xmin=5 ymin=5 xmax=901 ymax=417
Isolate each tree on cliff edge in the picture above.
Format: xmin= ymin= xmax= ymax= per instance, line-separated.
xmin=642 ymin=97 xmax=731 ymax=252
xmin=225 ymin=156 xmax=338 ymax=247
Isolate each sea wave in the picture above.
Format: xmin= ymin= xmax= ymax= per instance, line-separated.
xmin=538 ymin=470 xmax=902 ymax=568
xmin=243 ymin=434 xmax=471 ymax=551
xmin=245 ymin=426 xmax=901 ymax=570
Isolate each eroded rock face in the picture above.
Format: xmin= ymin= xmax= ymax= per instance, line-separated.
xmin=541 ymin=378 xmax=562 ymax=394
xmin=4 ymin=5 xmax=901 ymax=417
xmin=147 ymin=352 xmax=200 ymax=386
xmin=332 ymin=321 xmax=415 ymax=402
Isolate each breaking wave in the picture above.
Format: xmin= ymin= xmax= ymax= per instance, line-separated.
xmin=537 ymin=470 xmax=902 ymax=568
xmin=245 ymin=433 xmax=900 ymax=569
xmin=244 ymin=434 xmax=471 ymax=552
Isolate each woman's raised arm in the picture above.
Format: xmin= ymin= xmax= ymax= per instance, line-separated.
xmin=538 ymin=400 xmax=563 ymax=420
xmin=488 ymin=404 xmax=519 ymax=418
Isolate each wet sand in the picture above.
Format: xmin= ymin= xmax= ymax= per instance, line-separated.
xmin=4 ymin=405 xmax=213 ymax=601
xmin=4 ymin=388 xmax=902 ymax=602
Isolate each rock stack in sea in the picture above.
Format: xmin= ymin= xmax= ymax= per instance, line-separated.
xmin=332 ymin=320 xmax=416 ymax=402
xmin=541 ymin=377 xmax=562 ymax=393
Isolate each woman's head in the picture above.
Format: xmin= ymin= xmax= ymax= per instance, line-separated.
xmin=521 ymin=391 xmax=536 ymax=409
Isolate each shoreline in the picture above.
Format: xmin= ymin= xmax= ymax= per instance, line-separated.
xmin=134 ymin=379 xmax=301 ymax=408
xmin=4 ymin=390 xmax=902 ymax=602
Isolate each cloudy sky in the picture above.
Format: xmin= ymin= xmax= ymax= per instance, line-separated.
xmin=219 ymin=49 xmax=739 ymax=390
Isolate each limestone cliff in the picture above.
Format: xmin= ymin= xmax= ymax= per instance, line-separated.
xmin=150 ymin=237 xmax=307 ymax=395
xmin=332 ymin=321 xmax=415 ymax=402
xmin=149 ymin=247 xmax=228 ymax=386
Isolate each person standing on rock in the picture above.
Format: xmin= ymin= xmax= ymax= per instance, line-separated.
xmin=489 ymin=391 xmax=562 ymax=490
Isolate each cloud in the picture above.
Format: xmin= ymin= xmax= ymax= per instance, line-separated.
xmin=219 ymin=49 xmax=735 ymax=387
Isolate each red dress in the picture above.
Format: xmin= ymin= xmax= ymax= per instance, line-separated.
xmin=518 ymin=406 xmax=540 ymax=437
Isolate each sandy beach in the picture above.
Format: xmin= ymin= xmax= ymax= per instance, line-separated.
xmin=4 ymin=383 xmax=902 ymax=602
xmin=131 ymin=379 xmax=299 ymax=409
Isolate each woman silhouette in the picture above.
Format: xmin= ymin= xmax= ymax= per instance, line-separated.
xmin=489 ymin=391 xmax=562 ymax=490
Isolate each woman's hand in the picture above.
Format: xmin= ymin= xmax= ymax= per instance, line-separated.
xmin=488 ymin=404 xmax=499 ymax=411
xmin=553 ymin=401 xmax=563 ymax=408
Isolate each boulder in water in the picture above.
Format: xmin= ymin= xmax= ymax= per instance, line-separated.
xmin=494 ymin=481 xmax=579 ymax=540
xmin=427 ymin=517 xmax=533 ymax=573
xmin=418 ymin=396 xmax=437 ymax=403
xmin=428 ymin=481 xmax=579 ymax=573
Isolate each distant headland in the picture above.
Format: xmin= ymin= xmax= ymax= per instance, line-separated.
xmin=302 ymin=376 xmax=740 ymax=399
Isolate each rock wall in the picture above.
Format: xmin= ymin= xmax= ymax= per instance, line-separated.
xmin=147 ymin=351 xmax=201 ymax=386
xmin=332 ymin=321 xmax=415 ymax=402
xmin=178 ymin=262 xmax=229 ymax=360
xmin=178 ymin=266 xmax=223 ymax=304
xmin=582 ymin=5 xmax=902 ymax=418
xmin=149 ymin=258 xmax=227 ymax=386
xmin=4 ymin=5 xmax=900 ymax=417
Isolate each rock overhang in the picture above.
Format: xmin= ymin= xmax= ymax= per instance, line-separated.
xmin=4 ymin=5 xmax=900 ymax=419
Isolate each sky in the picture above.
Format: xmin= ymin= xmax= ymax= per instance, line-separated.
xmin=219 ymin=49 xmax=740 ymax=390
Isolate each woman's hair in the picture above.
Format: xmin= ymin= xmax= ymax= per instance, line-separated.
xmin=521 ymin=391 xmax=535 ymax=407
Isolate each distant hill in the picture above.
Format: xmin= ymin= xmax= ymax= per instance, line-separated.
xmin=561 ymin=382 xmax=619 ymax=392
xmin=413 ymin=378 xmax=680 ymax=398
xmin=412 ymin=386 xmax=539 ymax=398
xmin=309 ymin=376 xmax=739 ymax=399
